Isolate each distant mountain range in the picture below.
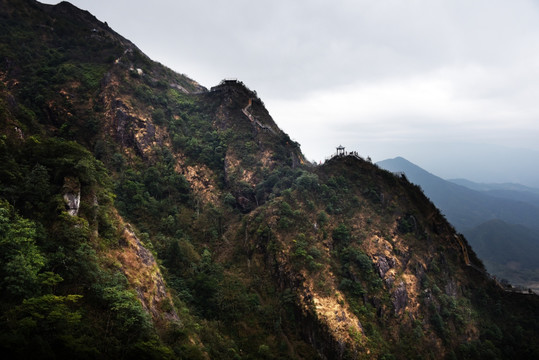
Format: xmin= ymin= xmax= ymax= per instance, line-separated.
xmin=449 ymin=178 xmax=539 ymax=208
xmin=398 ymin=142 xmax=539 ymax=188
xmin=449 ymin=178 xmax=539 ymax=194
xmin=377 ymin=156 xmax=539 ymax=290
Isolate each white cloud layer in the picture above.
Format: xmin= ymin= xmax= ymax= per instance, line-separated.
xmin=269 ymin=63 xmax=539 ymax=161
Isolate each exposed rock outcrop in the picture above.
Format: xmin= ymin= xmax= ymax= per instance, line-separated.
xmin=62 ymin=176 xmax=81 ymax=216
xmin=111 ymin=222 xmax=179 ymax=323
xmin=375 ymin=255 xmax=396 ymax=278
xmin=392 ymin=281 xmax=408 ymax=314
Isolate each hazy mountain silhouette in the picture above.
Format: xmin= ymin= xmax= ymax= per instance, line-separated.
xmin=402 ymin=142 xmax=539 ymax=188
xmin=449 ymin=178 xmax=539 ymax=208
xmin=377 ymin=157 xmax=539 ymax=231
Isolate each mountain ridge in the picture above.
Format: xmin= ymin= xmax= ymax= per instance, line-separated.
xmin=449 ymin=178 xmax=539 ymax=194
xmin=449 ymin=178 xmax=539 ymax=208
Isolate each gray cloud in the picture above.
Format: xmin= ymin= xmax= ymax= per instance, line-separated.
xmin=40 ymin=0 xmax=539 ymax=185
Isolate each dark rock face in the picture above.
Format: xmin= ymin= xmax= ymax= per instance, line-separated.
xmin=445 ymin=279 xmax=458 ymax=297
xmin=376 ymin=256 xmax=390 ymax=278
xmin=375 ymin=255 xmax=395 ymax=278
xmin=237 ymin=195 xmax=255 ymax=212
xmin=392 ymin=282 xmax=408 ymax=314
xmin=113 ymin=102 xmax=136 ymax=149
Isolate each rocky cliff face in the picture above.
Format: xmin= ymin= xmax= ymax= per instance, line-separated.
xmin=113 ymin=221 xmax=179 ymax=323
xmin=233 ymin=155 xmax=486 ymax=358
xmin=62 ymin=176 xmax=80 ymax=216
xmin=1 ymin=1 xmax=539 ymax=359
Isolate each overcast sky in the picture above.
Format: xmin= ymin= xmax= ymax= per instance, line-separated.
xmin=41 ymin=0 xmax=539 ymax=186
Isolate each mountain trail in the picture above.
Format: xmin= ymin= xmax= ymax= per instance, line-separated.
xmin=243 ymin=98 xmax=276 ymax=134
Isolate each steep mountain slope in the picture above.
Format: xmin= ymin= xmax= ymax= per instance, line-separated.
xmin=1 ymin=1 xmax=539 ymax=359
xmin=377 ymin=156 xmax=539 ymax=291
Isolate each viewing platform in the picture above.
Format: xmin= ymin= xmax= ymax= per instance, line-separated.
xmin=324 ymin=145 xmax=364 ymax=163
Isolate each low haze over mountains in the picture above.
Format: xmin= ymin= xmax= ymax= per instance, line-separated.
xmin=382 ymin=143 xmax=539 ymax=189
